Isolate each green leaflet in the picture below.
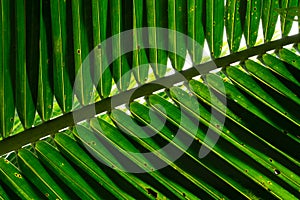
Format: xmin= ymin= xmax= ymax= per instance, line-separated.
xmin=187 ymin=0 xmax=205 ymax=64
xmin=15 ymin=0 xmax=38 ymax=129
xmin=189 ymin=79 xmax=232 ymax=123
xmin=91 ymin=0 xmax=112 ymax=98
xmin=190 ymin=77 xmax=259 ymax=131
xmin=132 ymin=0 xmax=149 ymax=84
xmin=0 ymin=0 xmax=14 ymax=137
xmin=17 ymin=148 xmax=70 ymax=200
xmin=37 ymin=0 xmax=53 ymax=122
xmin=226 ymin=65 xmax=300 ymax=127
xmin=35 ymin=141 xmax=99 ymax=199
xmin=72 ymin=0 xmax=93 ymax=106
xmin=0 ymin=158 xmax=41 ymax=199
xmin=168 ymin=0 xmax=187 ymax=71
xmin=206 ymin=0 xmax=224 ymax=58
xmin=279 ymin=0 xmax=299 ymax=36
xmin=72 ymin=125 xmax=163 ymax=199
xmin=0 ymin=184 xmax=10 ymax=200
xmin=91 ymin=115 xmax=157 ymax=170
xmin=262 ymin=0 xmax=279 ymax=42
xmin=189 ymin=79 xmax=300 ymax=168
xmin=54 ymin=132 xmax=133 ymax=200
xmin=262 ymin=53 xmax=300 ymax=87
xmin=112 ymin=110 xmax=230 ymax=199
xmin=148 ymin=94 xmax=202 ymax=142
xmin=110 ymin=0 xmax=131 ymax=91
xmin=244 ymin=0 xmax=261 ymax=47
xmin=110 ymin=109 xmax=204 ymax=199
xmin=205 ymin=73 xmax=300 ymax=152
xmin=130 ymin=101 xmax=191 ymax=151
xmin=50 ymin=0 xmax=73 ymax=113
xmin=245 ymin=60 xmax=300 ymax=106
xmin=170 ymin=86 xmax=300 ymax=195
xmin=225 ymin=0 xmax=243 ymax=52
xmin=279 ymin=48 xmax=300 ymax=71
xmin=130 ymin=101 xmax=231 ymax=199
xmin=90 ymin=117 xmax=198 ymax=199
xmin=146 ymin=0 xmax=168 ymax=78
xmin=150 ymin=92 xmax=298 ymax=199
xmin=25 ymin=0 xmax=40 ymax=119
xmin=74 ymin=124 xmax=127 ymax=168
xmin=275 ymin=6 xmax=300 ymax=21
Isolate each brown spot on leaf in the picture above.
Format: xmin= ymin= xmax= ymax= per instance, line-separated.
xmin=146 ymin=188 xmax=158 ymax=198
xmin=14 ymin=173 xmax=22 ymax=178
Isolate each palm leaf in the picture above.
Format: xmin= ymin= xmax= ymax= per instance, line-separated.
xmin=0 ymin=1 xmax=300 ymax=199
